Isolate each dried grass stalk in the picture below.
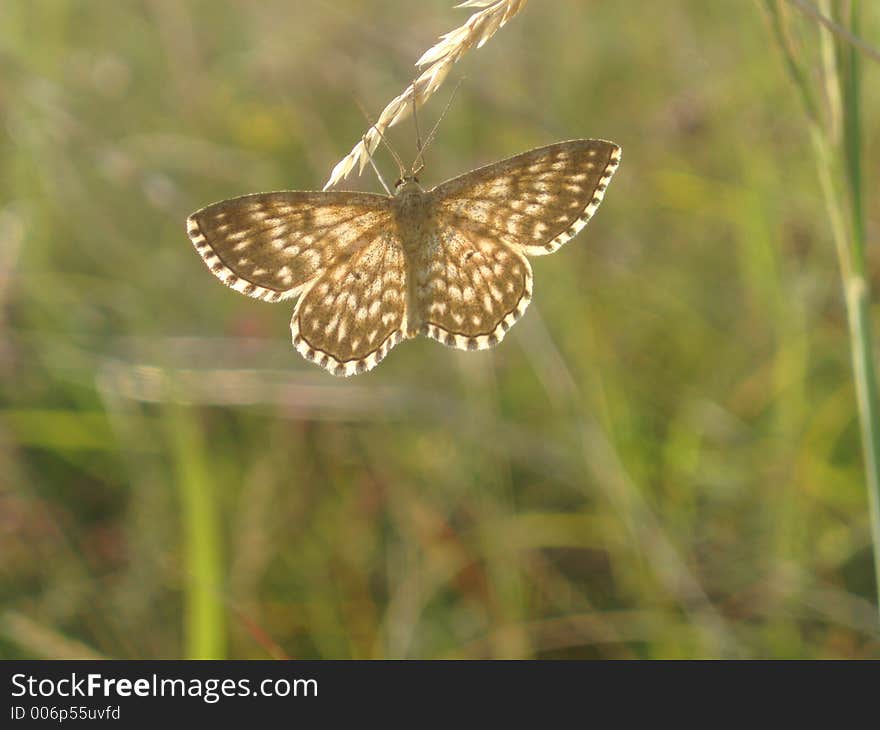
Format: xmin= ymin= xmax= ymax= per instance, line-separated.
xmin=323 ymin=0 xmax=528 ymax=190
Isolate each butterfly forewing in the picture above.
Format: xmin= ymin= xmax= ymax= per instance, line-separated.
xmin=187 ymin=191 xmax=392 ymax=302
xmin=432 ymin=139 xmax=620 ymax=256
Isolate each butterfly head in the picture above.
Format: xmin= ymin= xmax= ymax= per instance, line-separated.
xmin=393 ymin=165 xmax=424 ymax=196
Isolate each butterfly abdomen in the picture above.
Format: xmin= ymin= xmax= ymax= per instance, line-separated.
xmin=392 ymin=186 xmax=436 ymax=338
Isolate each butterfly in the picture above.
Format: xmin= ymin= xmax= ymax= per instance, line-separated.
xmin=187 ymin=139 xmax=621 ymax=376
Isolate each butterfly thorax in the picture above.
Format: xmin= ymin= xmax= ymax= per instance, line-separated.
xmin=391 ymin=182 xmax=434 ymax=250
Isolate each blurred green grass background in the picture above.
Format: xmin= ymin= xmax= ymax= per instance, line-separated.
xmin=2 ymin=0 xmax=879 ymax=659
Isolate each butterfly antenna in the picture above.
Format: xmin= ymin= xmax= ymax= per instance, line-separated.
xmin=411 ymin=81 xmax=424 ymax=175
xmin=420 ymin=78 xmax=464 ymax=166
xmin=360 ymin=128 xmax=392 ymax=195
xmin=352 ymin=94 xmax=406 ymax=185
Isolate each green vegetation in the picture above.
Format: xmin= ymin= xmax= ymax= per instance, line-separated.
xmin=1 ymin=0 xmax=878 ymax=659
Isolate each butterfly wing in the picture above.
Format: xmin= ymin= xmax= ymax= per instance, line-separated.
xmin=431 ymin=139 xmax=620 ymax=257
xmin=412 ymin=139 xmax=619 ymax=352
xmin=187 ymin=191 xmax=392 ymax=302
xmin=413 ymin=223 xmax=532 ymax=351
xmin=291 ymin=229 xmax=409 ymax=377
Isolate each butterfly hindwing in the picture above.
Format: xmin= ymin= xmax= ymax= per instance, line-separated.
xmin=290 ymin=230 xmax=409 ymax=377
xmin=413 ymin=223 xmax=533 ymax=351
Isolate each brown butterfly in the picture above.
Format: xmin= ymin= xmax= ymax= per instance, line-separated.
xmin=187 ymin=139 xmax=620 ymax=376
